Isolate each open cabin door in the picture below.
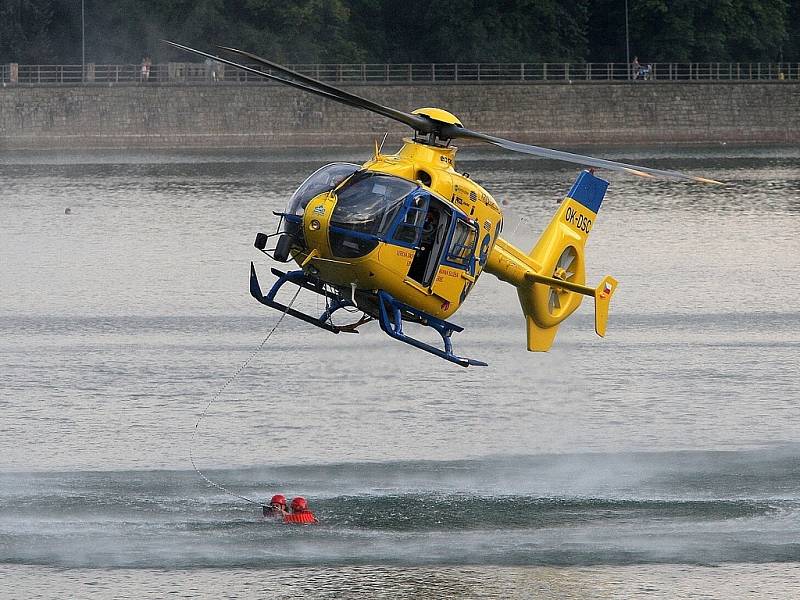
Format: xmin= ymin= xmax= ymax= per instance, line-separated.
xmin=404 ymin=196 xmax=451 ymax=288
xmin=429 ymin=215 xmax=479 ymax=304
xmin=390 ymin=193 xmax=478 ymax=304
xmin=394 ymin=194 xmax=478 ymax=304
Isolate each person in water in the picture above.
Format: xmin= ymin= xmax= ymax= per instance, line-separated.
xmin=283 ymin=496 xmax=318 ymax=524
xmin=262 ymin=494 xmax=288 ymax=519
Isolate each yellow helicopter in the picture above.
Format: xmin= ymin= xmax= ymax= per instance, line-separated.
xmin=165 ymin=41 xmax=720 ymax=367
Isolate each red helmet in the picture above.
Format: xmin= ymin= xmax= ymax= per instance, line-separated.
xmin=290 ymin=496 xmax=308 ymax=511
xmin=270 ymin=494 xmax=287 ymax=506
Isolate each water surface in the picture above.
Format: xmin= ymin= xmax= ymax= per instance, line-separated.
xmin=1 ymin=145 xmax=799 ymax=596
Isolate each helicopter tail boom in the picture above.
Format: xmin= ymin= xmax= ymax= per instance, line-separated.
xmin=486 ymin=170 xmax=617 ymax=351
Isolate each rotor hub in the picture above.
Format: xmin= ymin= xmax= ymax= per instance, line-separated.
xmin=411 ymin=108 xmax=462 ymax=127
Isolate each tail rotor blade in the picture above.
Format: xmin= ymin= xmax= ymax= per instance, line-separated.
xmin=558 ymin=248 xmax=576 ymax=272
xmin=163 ymin=41 xmax=721 ymax=186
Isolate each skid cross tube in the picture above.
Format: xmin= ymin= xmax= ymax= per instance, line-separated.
xmin=250 ymin=263 xmax=358 ymax=334
xmin=376 ymin=290 xmax=487 ymax=367
xmin=250 ymin=263 xmax=486 ymax=366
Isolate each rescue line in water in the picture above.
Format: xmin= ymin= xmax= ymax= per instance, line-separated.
xmin=188 ymin=290 xmax=301 ymax=510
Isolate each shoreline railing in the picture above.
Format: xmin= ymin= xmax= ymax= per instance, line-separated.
xmin=2 ymin=62 xmax=798 ymax=85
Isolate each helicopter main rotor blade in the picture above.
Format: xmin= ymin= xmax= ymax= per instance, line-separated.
xmin=163 ymin=40 xmax=392 ymax=117
xmin=441 ymin=125 xmax=723 ymax=184
xmin=162 ymin=41 xmax=432 ymax=133
xmin=164 ymin=41 xmax=721 ymax=185
xmin=217 ymin=46 xmax=432 ymax=133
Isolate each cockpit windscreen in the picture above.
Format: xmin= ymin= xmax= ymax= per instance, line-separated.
xmin=330 ymin=173 xmax=417 ymax=236
xmin=286 ymin=162 xmax=360 ymax=217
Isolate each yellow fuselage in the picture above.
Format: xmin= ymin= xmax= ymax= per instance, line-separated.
xmin=295 ymin=138 xmax=503 ymax=319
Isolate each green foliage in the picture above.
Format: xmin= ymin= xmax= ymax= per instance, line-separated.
xmin=0 ymin=0 xmax=795 ymax=64
xmin=348 ymin=0 xmax=587 ymax=63
xmin=789 ymin=0 xmax=800 ymax=62
xmin=587 ymin=0 xmax=791 ymax=63
xmin=1 ymin=0 xmax=55 ymax=62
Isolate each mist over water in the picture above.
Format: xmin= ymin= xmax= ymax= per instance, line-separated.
xmin=1 ymin=449 xmax=800 ymax=568
xmin=1 ymin=146 xmax=799 ymax=596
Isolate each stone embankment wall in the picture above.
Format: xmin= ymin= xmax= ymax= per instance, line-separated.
xmin=1 ymin=82 xmax=797 ymax=150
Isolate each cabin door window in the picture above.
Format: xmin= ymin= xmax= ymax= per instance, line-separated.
xmin=445 ymin=219 xmax=478 ymax=267
xmin=393 ymin=194 xmax=428 ymax=246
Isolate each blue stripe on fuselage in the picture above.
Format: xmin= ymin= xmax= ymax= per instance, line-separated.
xmin=567 ymin=171 xmax=609 ymax=214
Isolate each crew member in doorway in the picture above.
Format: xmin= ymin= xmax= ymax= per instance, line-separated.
xmin=283 ymin=496 xmax=319 ymax=524
xmin=421 ymin=208 xmax=438 ymax=249
xmin=262 ymin=494 xmax=289 ymax=519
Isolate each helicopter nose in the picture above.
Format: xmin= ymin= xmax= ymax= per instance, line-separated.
xmin=303 ymin=196 xmax=335 ymax=257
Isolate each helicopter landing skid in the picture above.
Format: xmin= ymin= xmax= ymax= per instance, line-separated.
xmin=376 ymin=291 xmax=487 ymax=368
xmin=249 ymin=263 xmax=360 ymax=334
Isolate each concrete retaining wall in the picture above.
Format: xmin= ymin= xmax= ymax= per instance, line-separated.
xmin=1 ymin=82 xmax=797 ymax=150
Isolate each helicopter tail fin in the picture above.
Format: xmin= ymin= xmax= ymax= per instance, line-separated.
xmin=486 ymin=170 xmax=618 ymax=351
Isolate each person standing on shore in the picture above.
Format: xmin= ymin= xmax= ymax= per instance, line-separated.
xmin=141 ymin=56 xmax=151 ymax=82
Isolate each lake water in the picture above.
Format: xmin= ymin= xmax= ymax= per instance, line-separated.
xmin=1 ymin=145 xmax=799 ymax=597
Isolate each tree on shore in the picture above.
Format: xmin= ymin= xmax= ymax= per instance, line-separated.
xmin=586 ymin=0 xmax=790 ymax=63
xmin=1 ymin=0 xmax=55 ymax=63
xmin=0 ymin=0 xmax=795 ymax=65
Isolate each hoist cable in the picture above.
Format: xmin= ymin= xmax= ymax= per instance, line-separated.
xmin=188 ymin=287 xmax=301 ymax=507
